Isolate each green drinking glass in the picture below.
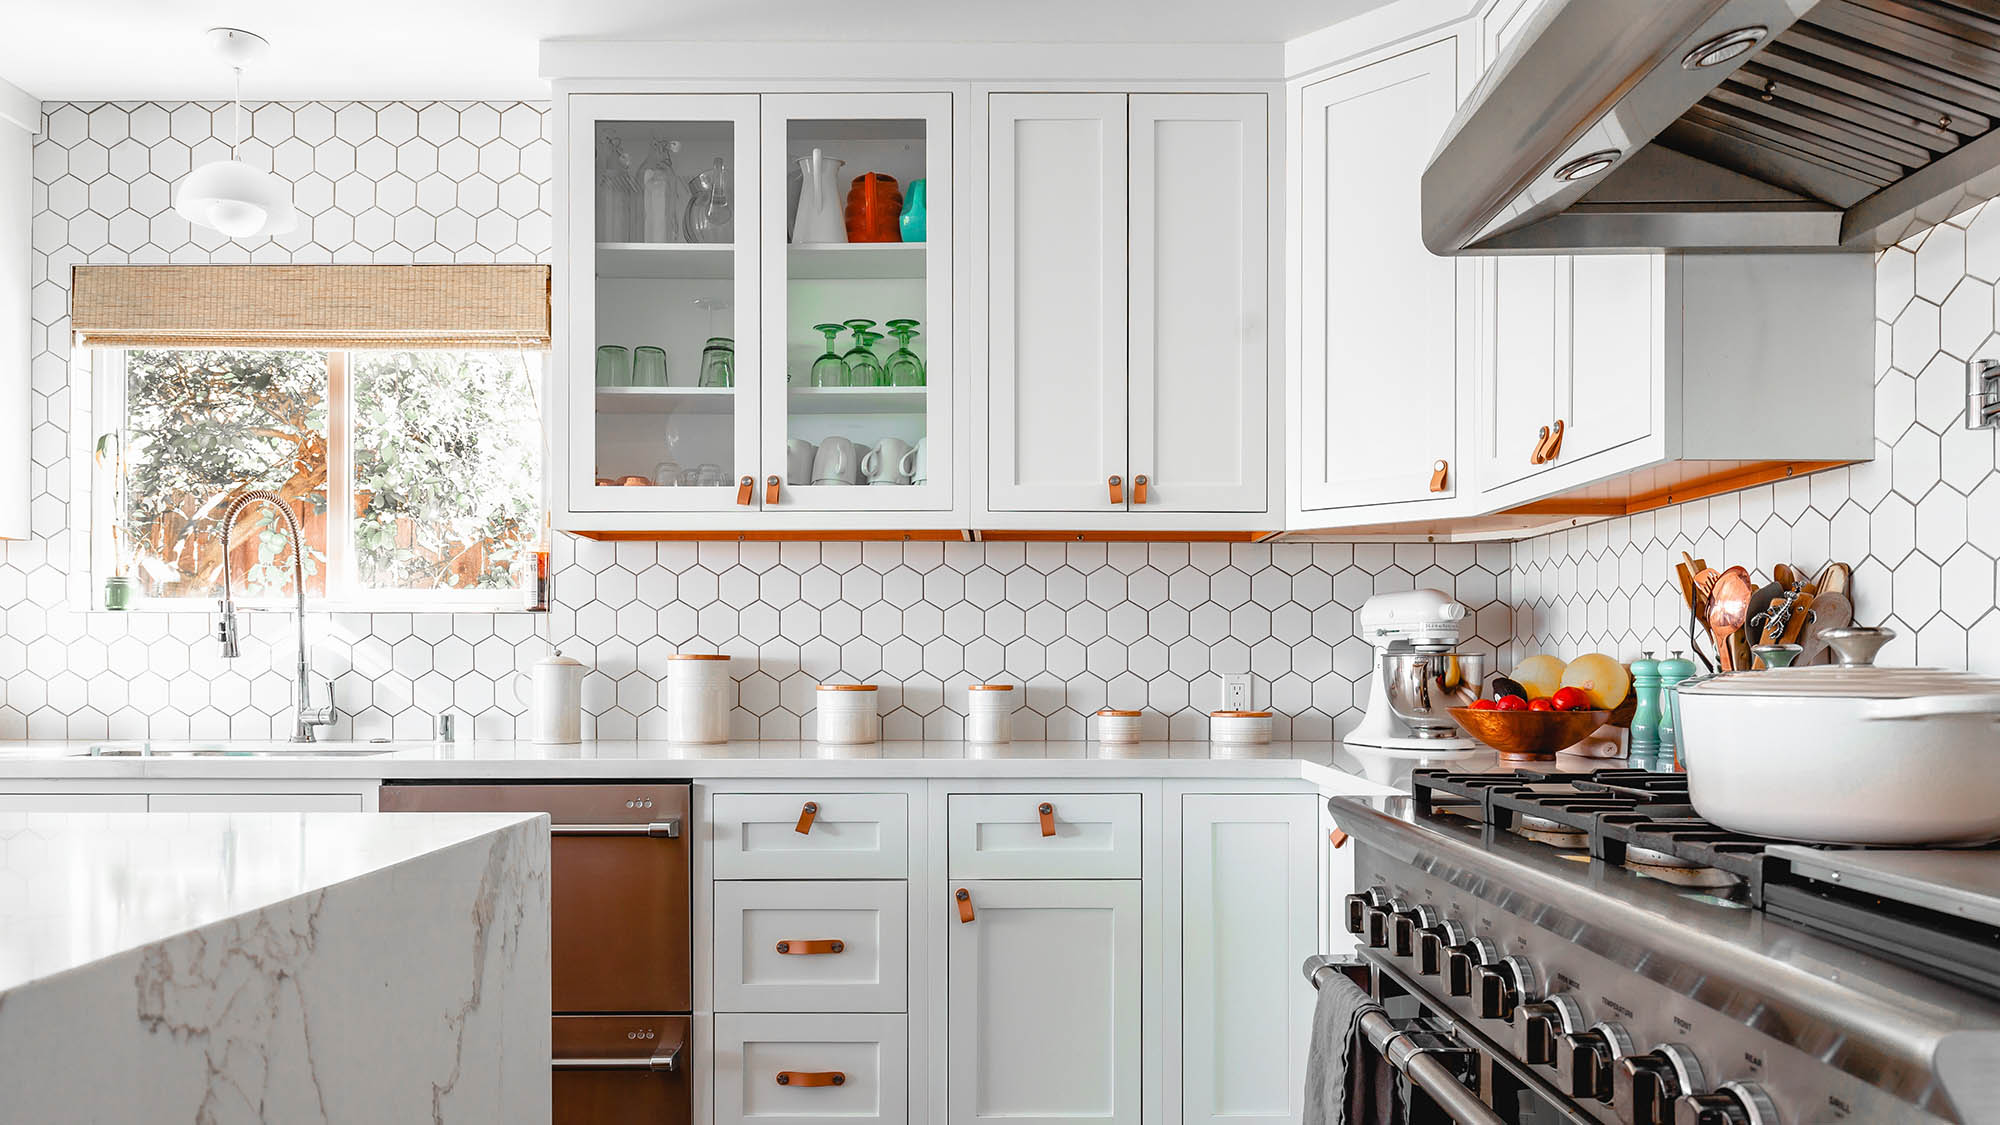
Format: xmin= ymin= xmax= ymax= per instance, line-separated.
xmin=698 ymin=337 xmax=734 ymax=388
xmin=595 ymin=344 xmax=631 ymax=387
xmin=884 ymin=318 xmax=925 ymax=387
xmin=632 ymin=345 xmax=669 ymax=387
xmin=811 ymin=323 xmax=851 ymax=387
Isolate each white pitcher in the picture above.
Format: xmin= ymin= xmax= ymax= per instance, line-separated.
xmin=791 ymin=149 xmax=847 ymax=244
xmin=509 ymin=650 xmax=585 ymax=744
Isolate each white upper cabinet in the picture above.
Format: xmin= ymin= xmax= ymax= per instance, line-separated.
xmin=987 ymin=92 xmax=1271 ymax=522
xmin=1477 ymin=254 xmax=1560 ymax=490
xmin=1295 ymin=37 xmax=1463 ymax=513
xmin=986 ymin=94 xmax=1130 ymax=515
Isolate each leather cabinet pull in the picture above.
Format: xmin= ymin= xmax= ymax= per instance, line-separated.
xmin=1530 ymin=426 xmax=1551 ymax=465
xmin=736 ymin=475 xmax=755 ymax=505
xmin=1544 ymin=419 xmax=1565 ymax=461
xmin=775 ymin=1071 xmax=846 ymax=1087
xmin=1108 ymin=475 xmax=1124 ymax=505
xmin=795 ymin=801 xmax=818 ymax=835
xmin=775 ymin=939 xmax=845 ymax=955
xmin=1132 ymin=474 xmax=1149 ymax=504
xmin=766 ymin=475 xmax=781 ymax=505
xmin=1428 ymin=460 xmax=1448 ymax=493
xmin=1038 ymin=801 xmax=1056 ymax=837
xmin=955 ymin=887 xmax=974 ymax=923
xmin=1328 ymin=828 xmax=1350 ymax=848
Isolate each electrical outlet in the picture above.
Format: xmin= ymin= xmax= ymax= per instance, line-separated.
xmin=1221 ymin=673 xmax=1252 ymax=711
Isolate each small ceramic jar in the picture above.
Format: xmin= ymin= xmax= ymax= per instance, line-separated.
xmin=1095 ymin=709 xmax=1144 ymax=744
xmin=1209 ymin=710 xmax=1274 ymax=745
xmin=665 ymin=653 xmax=731 ymax=743
xmin=966 ymin=684 xmax=1016 ymax=743
xmin=816 ymin=683 xmax=880 ymax=744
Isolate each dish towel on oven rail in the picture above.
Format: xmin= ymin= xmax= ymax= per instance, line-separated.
xmin=1305 ymin=969 xmax=1447 ymax=1125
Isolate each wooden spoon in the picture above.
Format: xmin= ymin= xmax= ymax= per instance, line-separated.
xmin=1814 ymin=561 xmax=1852 ymax=598
xmin=1796 ymin=591 xmax=1853 ymax=665
xmin=1708 ymin=566 xmax=1754 ymax=672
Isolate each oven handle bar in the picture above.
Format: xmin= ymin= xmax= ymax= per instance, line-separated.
xmin=1304 ymin=955 xmax=1505 ymax=1125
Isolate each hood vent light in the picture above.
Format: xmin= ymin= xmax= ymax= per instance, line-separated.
xmin=1554 ymin=150 xmax=1620 ymax=182
xmin=1682 ymin=26 xmax=1767 ymax=70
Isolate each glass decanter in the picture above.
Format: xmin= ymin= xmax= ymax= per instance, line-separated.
xmin=595 ymin=131 xmax=638 ymax=242
xmin=811 ymin=324 xmax=851 ymax=387
xmin=842 ymin=319 xmax=882 ymax=388
xmin=638 ymin=139 xmax=687 ymax=243
xmin=884 ymin=319 xmax=925 ymax=387
xmin=684 ymin=158 xmax=734 ymax=244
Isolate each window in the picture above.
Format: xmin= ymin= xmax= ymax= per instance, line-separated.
xmin=95 ymin=346 xmax=543 ymax=607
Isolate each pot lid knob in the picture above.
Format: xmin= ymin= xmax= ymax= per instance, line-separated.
xmin=1821 ymin=626 xmax=1894 ymax=667
xmin=1750 ymin=643 xmax=1802 ymax=669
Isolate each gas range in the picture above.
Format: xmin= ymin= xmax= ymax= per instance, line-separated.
xmin=1322 ymin=768 xmax=2000 ymax=1125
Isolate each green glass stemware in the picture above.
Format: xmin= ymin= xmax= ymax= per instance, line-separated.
xmin=810 ymin=323 xmax=850 ymax=388
xmin=845 ymin=328 xmax=885 ymax=388
xmin=884 ymin=318 xmax=924 ymax=387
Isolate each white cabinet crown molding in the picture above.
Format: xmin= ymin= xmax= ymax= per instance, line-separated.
xmin=542 ymin=42 xmax=1284 ymax=85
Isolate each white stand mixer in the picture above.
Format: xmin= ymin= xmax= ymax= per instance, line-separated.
xmin=1345 ymin=589 xmax=1485 ymax=755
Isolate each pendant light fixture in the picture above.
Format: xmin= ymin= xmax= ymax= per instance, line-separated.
xmin=173 ymin=28 xmax=297 ymax=240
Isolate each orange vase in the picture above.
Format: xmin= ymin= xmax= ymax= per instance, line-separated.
xmin=845 ymin=173 xmax=904 ymax=243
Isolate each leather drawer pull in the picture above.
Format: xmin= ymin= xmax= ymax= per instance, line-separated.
xmin=736 ymin=475 xmax=755 ymax=505
xmin=955 ymin=887 xmax=974 ymax=923
xmin=775 ymin=939 xmax=845 ymax=955
xmin=775 ymin=1070 xmax=845 ymax=1087
xmin=795 ymin=801 xmax=817 ymax=834
xmin=1328 ymin=828 xmax=1350 ymax=848
xmin=1132 ymin=474 xmax=1149 ymax=504
xmin=766 ymin=475 xmax=781 ymax=505
xmin=1108 ymin=474 xmax=1123 ymax=505
xmin=1429 ymin=460 xmax=1448 ymax=493
xmin=1038 ymin=802 xmax=1056 ymax=837
xmin=1544 ymin=419 xmax=1564 ymax=461
xmin=1530 ymin=425 xmax=1552 ymax=465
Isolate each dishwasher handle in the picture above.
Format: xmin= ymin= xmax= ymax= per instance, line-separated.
xmin=551 ymin=820 xmax=682 ymax=839
xmin=553 ymin=1040 xmax=684 ymax=1074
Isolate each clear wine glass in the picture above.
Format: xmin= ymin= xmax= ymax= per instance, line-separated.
xmin=811 ymin=324 xmax=851 ymax=387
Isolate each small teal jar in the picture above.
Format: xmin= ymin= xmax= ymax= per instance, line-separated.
xmin=899 ymin=178 xmax=926 ymax=243
xmin=1627 ymin=653 xmax=1661 ymax=760
xmin=1656 ymin=652 xmax=1698 ymax=769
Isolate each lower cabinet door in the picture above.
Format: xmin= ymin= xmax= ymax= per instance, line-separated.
xmin=947 ymin=879 xmax=1141 ymax=1124
xmin=714 ymin=880 xmax=908 ymax=1012
xmin=715 ymin=1012 xmax=907 ymax=1124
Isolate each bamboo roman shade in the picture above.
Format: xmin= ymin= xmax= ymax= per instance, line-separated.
xmin=69 ymin=264 xmax=551 ymax=350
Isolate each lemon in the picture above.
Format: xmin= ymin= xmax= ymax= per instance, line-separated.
xmin=1512 ymin=654 xmax=1567 ymax=700
xmin=1560 ymin=653 xmax=1631 ymax=710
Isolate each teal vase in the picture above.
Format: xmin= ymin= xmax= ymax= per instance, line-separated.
xmin=899 ymin=179 xmax=926 ymax=243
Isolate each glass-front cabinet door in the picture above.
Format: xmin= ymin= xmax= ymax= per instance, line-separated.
xmin=566 ymin=94 xmax=762 ymax=513
xmin=758 ymin=94 xmax=953 ymax=512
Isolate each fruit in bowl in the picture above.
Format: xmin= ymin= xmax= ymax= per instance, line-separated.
xmin=1448 ymin=705 xmax=1613 ymax=761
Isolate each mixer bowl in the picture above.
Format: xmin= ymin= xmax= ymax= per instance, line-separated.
xmin=1382 ymin=651 xmax=1486 ymax=737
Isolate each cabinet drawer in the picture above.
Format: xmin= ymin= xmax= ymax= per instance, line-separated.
xmin=948 ymin=793 xmax=1141 ymax=879
xmin=715 ymin=881 xmax=907 ymax=1013
xmin=713 ymin=793 xmax=908 ymax=879
xmin=715 ymin=1012 xmax=907 ymax=1124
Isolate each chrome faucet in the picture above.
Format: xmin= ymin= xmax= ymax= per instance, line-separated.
xmin=215 ymin=490 xmax=337 ymax=742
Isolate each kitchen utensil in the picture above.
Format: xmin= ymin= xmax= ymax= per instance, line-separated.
xmin=1773 ymin=562 xmax=1799 ymax=589
xmin=1796 ymin=591 xmax=1854 ymax=665
xmin=638 ymin=139 xmax=687 ymax=243
xmin=845 ymin=172 xmax=903 ymax=242
xmin=1745 ymin=580 xmax=1784 ymax=646
xmin=510 ymin=650 xmax=585 ymax=744
xmin=1778 ymin=594 xmax=1814 ymax=644
xmin=1674 ymin=562 xmax=1697 ymax=615
xmin=1447 ymin=707 xmax=1613 ymax=761
xmin=632 ymin=345 xmax=669 ymax=387
xmin=1814 ymin=561 xmax=1853 ymax=598
xmin=684 ymin=157 xmax=734 ymax=243
xmin=1675 ymin=655 xmax=2000 ymax=844
xmin=862 ymin=437 xmax=914 ymax=485
xmin=595 ymin=344 xmax=631 ymax=387
xmin=1707 ymin=567 xmax=1753 ymax=672
xmin=899 ymin=178 xmax=927 ymax=243
xmin=786 ymin=439 xmax=817 ymax=486
xmin=810 ymin=323 xmax=850 ymax=387
xmin=792 ymin=149 xmax=846 ymax=243
xmin=812 ymin=436 xmax=857 ymax=486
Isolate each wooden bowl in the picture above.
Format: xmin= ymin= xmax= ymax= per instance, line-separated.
xmin=1448 ymin=707 xmax=1613 ymax=761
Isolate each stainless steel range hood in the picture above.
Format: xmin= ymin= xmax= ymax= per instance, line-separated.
xmin=1423 ymin=0 xmax=2000 ymax=253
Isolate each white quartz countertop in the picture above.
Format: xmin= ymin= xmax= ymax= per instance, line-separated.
xmin=0 ymin=809 xmax=544 ymax=997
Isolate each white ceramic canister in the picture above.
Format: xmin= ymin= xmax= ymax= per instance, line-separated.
xmin=665 ymin=653 xmax=732 ymax=743
xmin=815 ymin=683 xmax=880 ymax=744
xmin=966 ymin=683 xmax=1016 ymax=742
xmin=1095 ymin=708 xmax=1144 ymax=744
xmin=513 ymin=650 xmax=585 ymax=744
xmin=1209 ymin=710 xmax=1274 ymax=745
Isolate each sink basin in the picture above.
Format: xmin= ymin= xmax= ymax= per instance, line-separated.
xmin=86 ymin=743 xmax=399 ymax=758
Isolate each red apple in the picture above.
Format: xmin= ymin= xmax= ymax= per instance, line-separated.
xmin=1550 ymin=686 xmax=1590 ymax=712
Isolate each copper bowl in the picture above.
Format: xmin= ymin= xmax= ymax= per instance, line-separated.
xmin=1448 ymin=707 xmax=1612 ymax=761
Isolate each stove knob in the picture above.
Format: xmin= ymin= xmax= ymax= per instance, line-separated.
xmin=1362 ymin=897 xmax=1409 ymax=950
xmin=1391 ymin=905 xmax=1440 ymax=958
xmin=1417 ymin=920 xmax=1468 ymax=977
xmin=1473 ymin=955 xmax=1535 ymax=1022
xmin=1556 ymin=1022 xmax=1632 ymax=1102
xmin=1445 ymin=937 xmax=1499 ymax=997
xmin=1512 ymin=994 xmax=1581 ymax=1067
xmin=1614 ymin=1046 xmax=1706 ymax=1125
xmin=1343 ymin=888 xmax=1388 ymax=936
xmin=1674 ymin=1082 xmax=1778 ymax=1125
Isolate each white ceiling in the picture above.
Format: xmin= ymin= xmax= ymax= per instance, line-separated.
xmin=0 ymin=0 xmax=1395 ymax=102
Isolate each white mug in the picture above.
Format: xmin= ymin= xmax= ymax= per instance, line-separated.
xmin=862 ymin=437 xmax=913 ymax=485
xmin=812 ymin=436 xmax=857 ymax=485
xmin=786 ymin=438 xmax=816 ymax=486
xmin=903 ymin=437 xmax=928 ymax=485
xmin=508 ymin=651 xmax=585 ymax=744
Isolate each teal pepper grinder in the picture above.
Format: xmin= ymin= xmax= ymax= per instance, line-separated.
xmin=1628 ymin=652 xmax=1661 ymax=760
xmin=899 ymin=178 xmax=926 ymax=243
xmin=1656 ymin=651 xmax=1698 ymax=771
